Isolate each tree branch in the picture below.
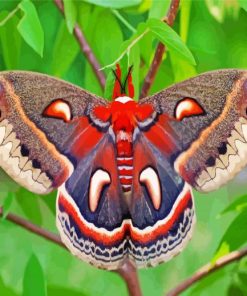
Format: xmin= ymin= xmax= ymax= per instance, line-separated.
xmin=166 ymin=247 xmax=247 ymax=296
xmin=0 ymin=206 xmax=142 ymax=296
xmin=140 ymin=0 xmax=180 ymax=98
xmin=53 ymin=0 xmax=106 ymax=90
xmin=0 ymin=206 xmax=65 ymax=249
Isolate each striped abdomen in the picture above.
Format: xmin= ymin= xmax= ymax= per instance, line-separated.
xmin=117 ymin=156 xmax=133 ymax=192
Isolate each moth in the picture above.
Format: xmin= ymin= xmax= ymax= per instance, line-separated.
xmin=0 ymin=67 xmax=246 ymax=270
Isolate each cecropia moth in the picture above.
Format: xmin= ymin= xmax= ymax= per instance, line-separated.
xmin=0 ymin=66 xmax=246 ymax=269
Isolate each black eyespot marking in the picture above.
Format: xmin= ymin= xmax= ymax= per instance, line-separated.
xmin=32 ymin=159 xmax=41 ymax=169
xmin=21 ymin=145 xmax=29 ymax=157
xmin=206 ymin=156 xmax=215 ymax=167
xmin=218 ymin=142 xmax=227 ymax=155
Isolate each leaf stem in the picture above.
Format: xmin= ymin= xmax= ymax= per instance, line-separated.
xmin=0 ymin=5 xmax=20 ymax=27
xmin=111 ymin=9 xmax=136 ymax=33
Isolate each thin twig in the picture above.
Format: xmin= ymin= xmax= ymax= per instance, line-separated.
xmin=53 ymin=0 xmax=106 ymax=89
xmin=0 ymin=206 xmax=65 ymax=248
xmin=0 ymin=206 xmax=142 ymax=296
xmin=140 ymin=0 xmax=180 ymax=98
xmin=166 ymin=247 xmax=247 ymax=296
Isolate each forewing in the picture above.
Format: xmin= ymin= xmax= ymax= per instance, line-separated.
xmin=0 ymin=71 xmax=106 ymax=194
xmin=140 ymin=69 xmax=247 ymax=192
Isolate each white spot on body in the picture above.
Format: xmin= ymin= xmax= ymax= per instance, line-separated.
xmin=115 ymin=96 xmax=133 ymax=104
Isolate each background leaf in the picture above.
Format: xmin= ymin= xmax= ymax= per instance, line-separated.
xmin=147 ymin=18 xmax=196 ymax=65
xmin=0 ymin=11 xmax=21 ymax=69
xmin=23 ymin=254 xmax=46 ymax=296
xmin=51 ymin=20 xmax=79 ymax=77
xmin=64 ymin=0 xmax=77 ymax=33
xmin=213 ymin=210 xmax=247 ymax=262
xmin=18 ymin=0 xmax=44 ymax=56
xmin=2 ymin=192 xmax=15 ymax=220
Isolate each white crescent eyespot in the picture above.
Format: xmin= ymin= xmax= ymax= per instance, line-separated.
xmin=43 ymin=99 xmax=72 ymax=122
xmin=89 ymin=169 xmax=111 ymax=212
xmin=139 ymin=167 xmax=161 ymax=210
xmin=175 ymin=98 xmax=204 ymax=121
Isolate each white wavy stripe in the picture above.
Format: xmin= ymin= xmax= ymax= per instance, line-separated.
xmin=56 ymin=202 xmax=195 ymax=269
xmin=57 ymin=182 xmax=192 ymax=236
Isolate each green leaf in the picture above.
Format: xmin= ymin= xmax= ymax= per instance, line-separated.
xmin=148 ymin=0 xmax=170 ymax=19
xmin=0 ymin=276 xmax=18 ymax=296
xmin=180 ymin=0 xmax=192 ymax=43
xmin=51 ymin=21 xmax=79 ymax=77
xmin=213 ymin=210 xmax=247 ymax=262
xmin=228 ymin=283 xmax=245 ymax=296
xmin=147 ymin=18 xmax=196 ymax=65
xmin=128 ymin=43 xmax=140 ymax=100
xmin=104 ymin=71 xmax=115 ymax=100
xmin=220 ymin=194 xmax=247 ymax=216
xmin=16 ymin=188 xmax=43 ymax=225
xmin=239 ymin=0 xmax=247 ymax=11
xmin=206 ymin=0 xmax=241 ymax=22
xmin=0 ymin=11 xmax=21 ymax=69
xmin=84 ymin=8 xmax=123 ymax=94
xmin=64 ymin=0 xmax=77 ymax=33
xmin=23 ymin=254 xmax=46 ymax=296
xmin=82 ymin=0 xmax=141 ymax=9
xmin=2 ymin=192 xmax=15 ymax=220
xmin=18 ymin=0 xmax=44 ymax=57
xmin=101 ymin=22 xmax=147 ymax=70
xmin=170 ymin=50 xmax=197 ymax=82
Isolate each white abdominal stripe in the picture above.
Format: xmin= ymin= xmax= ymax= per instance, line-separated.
xmin=0 ymin=119 xmax=52 ymax=194
xmin=196 ymin=117 xmax=247 ymax=192
xmin=56 ymin=184 xmax=195 ymax=270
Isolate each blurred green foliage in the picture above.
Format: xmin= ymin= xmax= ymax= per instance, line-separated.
xmin=0 ymin=0 xmax=247 ymax=295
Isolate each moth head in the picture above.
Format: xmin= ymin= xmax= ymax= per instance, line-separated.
xmin=43 ymin=99 xmax=72 ymax=122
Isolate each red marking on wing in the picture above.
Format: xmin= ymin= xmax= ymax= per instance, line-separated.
xmin=175 ymin=98 xmax=205 ymax=121
xmin=93 ymin=106 xmax=111 ymax=122
xmin=144 ymin=114 xmax=179 ymax=155
xmin=43 ymin=99 xmax=72 ymax=122
xmin=135 ymin=104 xmax=154 ymax=121
xmin=58 ymin=189 xmax=192 ymax=246
xmin=71 ymin=117 xmax=104 ymax=159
